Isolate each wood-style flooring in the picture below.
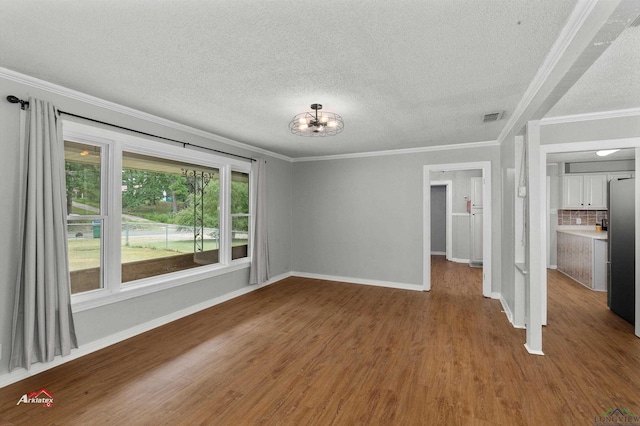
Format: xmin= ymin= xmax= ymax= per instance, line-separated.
xmin=0 ymin=257 xmax=639 ymax=425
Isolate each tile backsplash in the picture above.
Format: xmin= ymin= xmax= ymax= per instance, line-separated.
xmin=558 ymin=210 xmax=608 ymax=226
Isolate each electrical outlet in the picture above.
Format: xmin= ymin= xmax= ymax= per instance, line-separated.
xmin=576 ymin=218 xmax=581 ymax=225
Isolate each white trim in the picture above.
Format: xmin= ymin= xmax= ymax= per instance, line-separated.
xmin=524 ymin=344 xmax=545 ymax=356
xmin=497 ymin=0 xmax=601 ymax=145
xmin=424 ymin=161 xmax=492 ymax=297
xmin=540 ymin=107 xmax=640 ymax=126
xmin=431 ymin=180 xmax=453 ymax=261
xmin=500 ymin=295 xmax=514 ymax=324
xmin=491 ymin=292 xmax=500 ymax=300
xmin=0 ymin=271 xmax=291 ymax=389
xmin=292 ymin=140 xmax=499 ymax=163
xmin=291 ymin=272 xmax=423 ymax=292
xmin=431 ymin=251 xmax=446 ymax=256
xmin=451 ymin=258 xmax=471 ymax=264
xmin=0 ymin=66 xmax=291 ymax=162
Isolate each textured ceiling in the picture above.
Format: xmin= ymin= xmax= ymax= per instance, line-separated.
xmin=0 ymin=0 xmax=581 ymax=158
xmin=546 ymin=24 xmax=640 ymax=118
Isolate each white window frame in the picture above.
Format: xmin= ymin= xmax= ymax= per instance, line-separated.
xmin=64 ymin=121 xmax=253 ymax=312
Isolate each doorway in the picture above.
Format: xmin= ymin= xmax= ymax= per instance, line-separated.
xmin=537 ymin=139 xmax=640 ymax=338
xmin=423 ymin=161 xmax=492 ymax=297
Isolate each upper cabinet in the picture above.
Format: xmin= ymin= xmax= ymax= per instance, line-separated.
xmin=562 ymin=174 xmax=607 ymax=209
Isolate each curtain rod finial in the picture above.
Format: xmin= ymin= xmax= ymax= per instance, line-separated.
xmin=7 ymin=95 xmax=29 ymax=109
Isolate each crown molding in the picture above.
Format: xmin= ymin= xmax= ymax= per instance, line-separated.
xmin=0 ymin=66 xmax=292 ymax=162
xmin=540 ymin=107 xmax=640 ymax=126
xmin=496 ymin=0 xmax=603 ymax=145
xmin=292 ymin=140 xmax=500 ymax=162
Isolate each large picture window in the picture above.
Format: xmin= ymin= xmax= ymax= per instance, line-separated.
xmin=121 ymin=152 xmax=222 ymax=282
xmin=64 ymin=121 xmax=252 ymax=306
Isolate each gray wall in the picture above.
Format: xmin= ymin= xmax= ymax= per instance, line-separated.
xmin=430 ymin=186 xmax=446 ymax=254
xmin=291 ymin=146 xmax=501 ymax=287
xmin=0 ymin=76 xmax=292 ymax=375
xmin=540 ymin=115 xmax=640 ymax=145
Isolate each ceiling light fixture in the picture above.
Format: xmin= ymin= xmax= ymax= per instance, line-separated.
xmin=596 ymin=149 xmax=620 ymax=157
xmin=289 ymin=103 xmax=344 ymax=137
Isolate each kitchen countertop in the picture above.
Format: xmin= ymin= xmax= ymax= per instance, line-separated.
xmin=556 ymin=227 xmax=608 ymax=240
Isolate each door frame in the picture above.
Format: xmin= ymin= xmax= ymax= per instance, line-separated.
xmin=431 ymin=180 xmax=452 ymax=261
xmin=423 ymin=162 xmax=492 ymax=297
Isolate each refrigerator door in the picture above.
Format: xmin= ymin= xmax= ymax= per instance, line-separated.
xmin=607 ymin=178 xmax=635 ymax=324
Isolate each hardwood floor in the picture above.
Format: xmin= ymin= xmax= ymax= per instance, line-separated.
xmin=1 ymin=257 xmax=638 ymax=425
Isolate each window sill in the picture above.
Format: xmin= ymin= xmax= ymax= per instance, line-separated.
xmin=71 ymin=259 xmax=251 ymax=313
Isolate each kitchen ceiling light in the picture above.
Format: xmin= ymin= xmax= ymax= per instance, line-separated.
xmin=596 ymin=149 xmax=620 ymax=157
xmin=289 ymin=103 xmax=344 ymax=137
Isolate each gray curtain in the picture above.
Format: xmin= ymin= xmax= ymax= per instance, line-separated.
xmin=10 ymin=98 xmax=78 ymax=371
xmin=249 ymin=158 xmax=270 ymax=285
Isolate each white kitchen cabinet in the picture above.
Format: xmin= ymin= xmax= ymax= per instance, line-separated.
xmin=583 ymin=174 xmax=607 ymax=209
xmin=562 ymin=174 xmax=607 ymax=209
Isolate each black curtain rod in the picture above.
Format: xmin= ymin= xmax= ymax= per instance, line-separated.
xmin=6 ymin=95 xmax=256 ymax=162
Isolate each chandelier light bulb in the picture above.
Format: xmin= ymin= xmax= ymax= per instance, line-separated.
xmin=299 ymin=123 xmax=308 ymax=130
xmin=327 ymin=121 xmax=337 ymax=128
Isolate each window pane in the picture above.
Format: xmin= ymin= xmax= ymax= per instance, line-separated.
xmin=65 ymin=141 xmax=101 ymax=215
xmin=67 ymin=219 xmax=103 ymax=294
xmin=231 ymin=171 xmax=249 ymax=214
xmin=65 ymin=141 xmax=103 ymax=294
xmin=231 ymin=171 xmax=249 ymax=260
xmin=232 ymin=216 xmax=249 ymax=260
xmin=121 ymin=152 xmax=220 ymax=283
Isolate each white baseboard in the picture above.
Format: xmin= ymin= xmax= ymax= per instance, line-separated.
xmin=431 ymin=251 xmax=446 ymax=256
xmin=291 ymin=272 xmax=423 ymax=292
xmin=524 ymin=344 xmax=545 ymax=356
xmin=450 ymin=258 xmax=470 ymax=264
xmin=0 ymin=272 xmax=292 ymax=389
xmin=500 ymin=294 xmax=526 ymax=329
xmin=549 ymin=264 xmax=557 ymax=270
xmin=500 ymin=295 xmax=514 ymax=324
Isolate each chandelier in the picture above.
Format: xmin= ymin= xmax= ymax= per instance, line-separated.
xmin=289 ymin=103 xmax=344 ymax=136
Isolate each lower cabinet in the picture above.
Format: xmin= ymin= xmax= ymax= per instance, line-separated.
xmin=557 ymin=231 xmax=607 ymax=291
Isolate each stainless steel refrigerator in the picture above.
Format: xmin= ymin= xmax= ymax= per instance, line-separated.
xmin=607 ymin=178 xmax=635 ymax=325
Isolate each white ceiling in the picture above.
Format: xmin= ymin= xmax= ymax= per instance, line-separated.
xmin=546 ymin=24 xmax=640 ymax=118
xmin=2 ymin=0 xmax=634 ymax=159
